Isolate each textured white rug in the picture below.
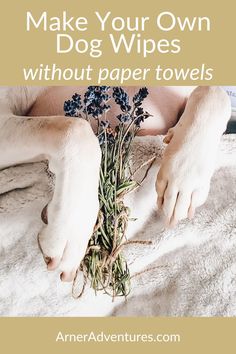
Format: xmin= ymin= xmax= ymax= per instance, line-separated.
xmin=0 ymin=135 xmax=235 ymax=317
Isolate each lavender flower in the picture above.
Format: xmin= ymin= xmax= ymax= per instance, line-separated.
xmin=134 ymin=107 xmax=151 ymax=127
xmin=133 ymin=87 xmax=149 ymax=107
xmin=116 ymin=113 xmax=130 ymax=123
xmin=84 ymin=86 xmax=111 ymax=118
xmin=112 ymin=87 xmax=131 ymax=113
xmin=100 ymin=120 xmax=110 ymax=129
xmin=64 ymin=93 xmax=82 ymax=117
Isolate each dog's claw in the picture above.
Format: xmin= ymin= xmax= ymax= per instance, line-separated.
xmin=41 ymin=204 xmax=48 ymax=225
xmin=47 ymin=256 xmax=61 ymax=271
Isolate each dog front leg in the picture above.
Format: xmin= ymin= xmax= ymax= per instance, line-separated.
xmin=156 ymin=86 xmax=231 ymax=226
xmin=0 ymin=116 xmax=101 ymax=281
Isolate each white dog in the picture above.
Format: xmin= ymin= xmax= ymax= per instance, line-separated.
xmin=0 ymin=86 xmax=231 ymax=282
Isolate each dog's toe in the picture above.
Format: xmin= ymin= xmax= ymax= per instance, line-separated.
xmin=47 ymin=256 xmax=61 ymax=271
xmin=60 ymin=270 xmax=77 ymax=282
xmin=172 ymin=191 xmax=192 ymax=223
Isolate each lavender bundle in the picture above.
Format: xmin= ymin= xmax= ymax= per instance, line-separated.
xmin=64 ymin=86 xmax=152 ymax=298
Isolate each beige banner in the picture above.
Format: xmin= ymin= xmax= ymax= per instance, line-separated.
xmin=0 ymin=0 xmax=235 ymax=85
xmin=0 ymin=317 xmax=235 ymax=353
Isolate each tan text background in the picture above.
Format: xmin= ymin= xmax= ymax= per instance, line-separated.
xmin=0 ymin=0 xmax=235 ymax=85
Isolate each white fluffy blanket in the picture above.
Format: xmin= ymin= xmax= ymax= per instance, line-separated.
xmin=0 ymin=135 xmax=236 ymax=317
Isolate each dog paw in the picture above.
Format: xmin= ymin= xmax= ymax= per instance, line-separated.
xmin=156 ymin=127 xmax=216 ymax=226
xmin=38 ymin=196 xmax=99 ymax=282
